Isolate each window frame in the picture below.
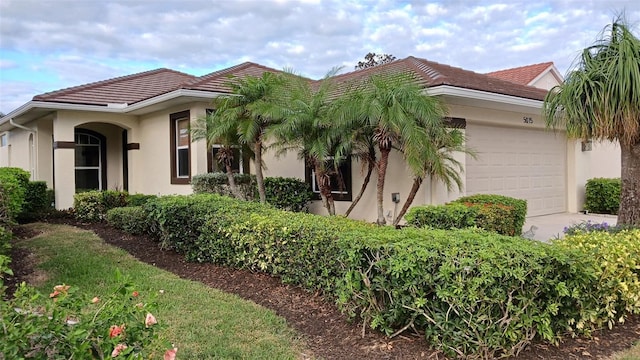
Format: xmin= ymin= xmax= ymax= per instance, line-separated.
xmin=170 ymin=110 xmax=191 ymax=184
xmin=304 ymin=156 xmax=352 ymax=202
xmin=0 ymin=133 xmax=7 ymax=147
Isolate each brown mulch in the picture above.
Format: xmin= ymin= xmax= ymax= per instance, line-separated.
xmin=6 ymin=221 xmax=640 ymax=360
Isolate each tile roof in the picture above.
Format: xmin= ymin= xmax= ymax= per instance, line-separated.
xmin=328 ymin=56 xmax=549 ymax=101
xmin=182 ymin=62 xmax=290 ymax=92
xmin=485 ymin=62 xmax=554 ymax=86
xmin=33 ymin=68 xmax=196 ymax=106
xmin=31 ymin=57 xmax=549 ymax=107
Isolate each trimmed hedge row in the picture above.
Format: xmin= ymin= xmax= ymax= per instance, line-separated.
xmin=405 ymin=194 xmax=528 ymax=236
xmin=584 ymin=178 xmax=621 ymax=214
xmin=74 ymin=191 xmax=157 ymax=222
xmin=127 ymin=193 xmax=640 ymax=358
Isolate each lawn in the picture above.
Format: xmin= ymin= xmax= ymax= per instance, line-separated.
xmin=12 ymin=223 xmax=306 ymax=359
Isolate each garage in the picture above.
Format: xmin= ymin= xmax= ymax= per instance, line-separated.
xmin=465 ymin=123 xmax=567 ymax=216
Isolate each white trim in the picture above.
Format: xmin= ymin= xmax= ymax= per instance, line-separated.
xmin=425 ymin=85 xmax=544 ymax=110
xmin=528 ymin=64 xmax=564 ymax=87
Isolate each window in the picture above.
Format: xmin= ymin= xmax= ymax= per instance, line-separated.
xmin=75 ymin=130 xmax=105 ymax=191
xmin=305 ymin=156 xmax=352 ymax=201
xmin=0 ymin=133 xmax=7 ymax=147
xmin=170 ymin=111 xmax=191 ymax=184
xmin=208 ymin=145 xmax=245 ymax=173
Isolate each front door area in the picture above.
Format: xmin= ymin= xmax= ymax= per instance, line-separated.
xmin=75 ymin=129 xmax=106 ymax=191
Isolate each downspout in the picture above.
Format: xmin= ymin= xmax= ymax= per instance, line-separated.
xmin=9 ymin=118 xmax=36 ymax=133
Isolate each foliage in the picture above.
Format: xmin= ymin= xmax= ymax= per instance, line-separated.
xmin=126 ymin=194 xmax=158 ymax=207
xmin=555 ymin=230 xmax=640 ymax=329
xmin=191 ymin=172 xmax=257 ymax=200
xmin=0 ymin=168 xmax=28 ymax=222
xmin=73 ymin=190 xmax=128 ymax=222
xmin=452 ymin=194 xmax=528 ymax=236
xmin=584 ymin=178 xmax=621 ymax=214
xmin=0 ymin=278 xmax=170 ymax=359
xmin=404 ymin=203 xmax=478 ymax=229
xmin=263 ymin=177 xmax=313 ymax=212
xmin=18 ymin=181 xmax=54 ymax=222
xmin=563 ymin=220 xmax=636 ymax=235
xmin=0 ymin=226 xmax=12 ymax=288
xmin=355 ymin=52 xmax=397 ymax=69
xmin=543 ymin=19 xmax=640 ymax=225
xmin=106 ymin=206 xmax=150 ymax=235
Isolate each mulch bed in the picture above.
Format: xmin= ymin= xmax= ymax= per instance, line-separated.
xmin=7 ymin=220 xmax=640 ymax=359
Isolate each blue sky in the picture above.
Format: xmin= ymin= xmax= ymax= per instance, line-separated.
xmin=1 ymin=0 xmax=639 ymax=114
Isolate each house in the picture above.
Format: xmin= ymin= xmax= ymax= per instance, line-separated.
xmin=0 ymin=56 xmax=620 ymax=222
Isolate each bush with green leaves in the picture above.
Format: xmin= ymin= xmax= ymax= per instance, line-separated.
xmin=555 ymin=229 xmax=640 ymax=329
xmin=126 ymin=193 xmax=158 ymax=207
xmin=452 ymin=194 xmax=527 ymax=236
xmin=191 ymin=172 xmax=257 ymax=200
xmin=0 ymin=168 xmax=30 ymax=222
xmin=73 ymin=190 xmax=128 ymax=222
xmin=0 ymin=277 xmax=174 ymax=359
xmin=18 ymin=181 xmax=54 ymax=222
xmin=106 ymin=206 xmax=150 ymax=235
xmin=584 ymin=178 xmax=621 ymax=214
xmin=405 ymin=203 xmax=478 ymax=229
xmin=263 ymin=177 xmax=313 ymax=212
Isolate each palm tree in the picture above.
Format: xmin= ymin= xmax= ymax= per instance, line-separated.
xmin=269 ymin=68 xmax=348 ymax=215
xmin=204 ymin=72 xmax=285 ymax=203
xmin=392 ymin=128 xmax=469 ymax=226
xmin=543 ymin=19 xmax=640 ymax=225
xmin=357 ymin=72 xmax=448 ymax=225
xmin=191 ymin=111 xmax=249 ymax=199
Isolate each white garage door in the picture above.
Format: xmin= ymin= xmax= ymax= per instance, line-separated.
xmin=465 ymin=124 xmax=566 ymax=216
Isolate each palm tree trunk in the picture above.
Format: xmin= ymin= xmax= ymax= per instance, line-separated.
xmin=344 ymin=159 xmax=375 ymax=217
xmin=618 ymin=141 xmax=640 ymax=225
xmin=315 ymin=164 xmax=335 ymax=215
xmin=376 ymin=147 xmax=391 ymax=225
xmin=254 ymin=141 xmax=266 ymax=203
xmin=393 ymin=176 xmax=423 ymax=227
xmin=225 ymin=164 xmax=244 ymax=200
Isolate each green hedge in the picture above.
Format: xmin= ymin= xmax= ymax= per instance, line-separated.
xmin=452 ymin=194 xmax=527 ymax=236
xmin=191 ymin=172 xmax=256 ymax=200
xmin=584 ymin=178 xmax=621 ymax=214
xmin=263 ymin=177 xmax=313 ymax=212
xmin=135 ymin=193 xmax=638 ymax=358
xmin=18 ymin=181 xmax=53 ymax=222
xmin=405 ymin=203 xmax=478 ymax=230
xmin=0 ymin=168 xmax=30 ymax=222
xmin=106 ymin=206 xmax=150 ymax=235
xmin=73 ymin=190 xmax=128 ymax=222
xmin=126 ymin=193 xmax=158 ymax=207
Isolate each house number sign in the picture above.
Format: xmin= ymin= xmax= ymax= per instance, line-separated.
xmin=523 ymin=116 xmax=534 ymax=124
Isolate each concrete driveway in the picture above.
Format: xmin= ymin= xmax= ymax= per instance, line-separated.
xmin=523 ymin=212 xmax=618 ymax=242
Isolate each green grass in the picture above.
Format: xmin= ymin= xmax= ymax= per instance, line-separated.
xmin=15 ymin=223 xmax=306 ymax=359
xmin=607 ymin=341 xmax=640 ymax=360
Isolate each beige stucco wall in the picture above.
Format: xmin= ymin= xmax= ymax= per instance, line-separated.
xmin=530 ymin=71 xmax=561 ymax=91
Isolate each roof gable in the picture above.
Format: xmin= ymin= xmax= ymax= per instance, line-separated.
xmin=33 ymin=68 xmax=196 ymax=106
xmin=183 ymin=62 xmax=294 ymax=93
xmin=485 ymin=62 xmax=556 ymax=86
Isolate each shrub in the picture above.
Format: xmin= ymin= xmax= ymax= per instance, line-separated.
xmin=126 ymin=193 xmax=158 ymax=207
xmin=556 ymin=230 xmax=640 ymax=328
xmin=73 ymin=190 xmax=128 ymax=222
xmin=452 ymin=194 xmax=527 ymax=236
xmin=0 ymin=169 xmax=29 ymax=222
xmin=562 ymin=220 xmax=635 ymax=235
xmin=405 ymin=203 xmax=478 ymax=229
xmin=0 ymin=278 xmax=172 ymax=359
xmin=191 ymin=172 xmax=256 ymax=200
xmin=263 ymin=177 xmax=313 ymax=212
xmin=584 ymin=178 xmax=621 ymax=214
xmin=106 ymin=206 xmax=150 ymax=235
xmin=18 ymin=181 xmax=53 ymax=222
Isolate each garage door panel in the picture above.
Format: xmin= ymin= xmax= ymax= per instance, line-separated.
xmin=466 ymin=124 xmax=566 ymax=216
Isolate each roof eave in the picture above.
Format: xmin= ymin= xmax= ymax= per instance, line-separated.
xmin=426 ymin=85 xmax=544 ymax=111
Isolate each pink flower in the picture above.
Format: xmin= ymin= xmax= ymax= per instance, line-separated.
xmin=49 ymin=290 xmax=60 ymax=298
xmin=164 ymin=347 xmax=178 ymax=360
xmin=91 ymin=297 xmax=100 ymax=304
xmin=111 ymin=343 xmax=128 ymax=358
xmin=109 ymin=324 xmax=124 ymax=338
xmin=145 ymin=313 xmax=157 ymax=327
xmin=132 ymin=291 xmax=139 ymax=297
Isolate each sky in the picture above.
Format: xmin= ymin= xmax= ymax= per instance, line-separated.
xmin=1 ymin=0 xmax=639 ymax=115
